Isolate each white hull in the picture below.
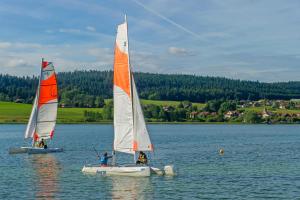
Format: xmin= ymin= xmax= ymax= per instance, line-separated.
xmin=150 ymin=167 xmax=164 ymax=175
xmin=82 ymin=165 xmax=175 ymax=177
xmin=82 ymin=165 xmax=151 ymax=177
xmin=9 ymin=147 xmax=63 ymax=154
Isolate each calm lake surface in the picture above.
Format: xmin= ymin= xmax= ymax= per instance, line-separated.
xmin=1 ymin=124 xmax=300 ymax=199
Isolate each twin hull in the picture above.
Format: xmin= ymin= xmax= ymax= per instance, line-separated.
xmin=8 ymin=147 xmax=63 ymax=154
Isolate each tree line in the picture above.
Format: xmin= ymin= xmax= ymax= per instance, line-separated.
xmin=1 ymin=70 xmax=300 ymax=106
xmin=82 ymin=99 xmax=300 ymax=123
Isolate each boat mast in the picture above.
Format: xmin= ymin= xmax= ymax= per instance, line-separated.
xmin=124 ymin=14 xmax=136 ymax=163
xmin=32 ymin=58 xmax=43 ymax=147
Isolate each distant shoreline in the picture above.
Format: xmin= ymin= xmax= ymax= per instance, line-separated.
xmin=1 ymin=100 xmax=300 ymax=125
xmin=1 ymin=121 xmax=300 ymax=125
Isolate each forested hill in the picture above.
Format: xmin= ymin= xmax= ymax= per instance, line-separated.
xmin=1 ymin=70 xmax=300 ymax=105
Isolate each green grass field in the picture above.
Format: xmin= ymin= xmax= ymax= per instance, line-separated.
xmin=106 ymin=99 xmax=205 ymax=108
xmin=0 ymin=101 xmax=32 ymax=123
xmin=0 ymin=101 xmax=104 ymax=123
xmin=57 ymin=107 xmax=104 ymax=123
xmin=0 ymin=100 xmax=205 ymax=123
xmin=241 ymin=106 xmax=300 ymax=114
xmin=140 ymin=99 xmax=205 ymax=109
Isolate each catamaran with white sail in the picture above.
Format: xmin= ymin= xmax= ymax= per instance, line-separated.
xmin=9 ymin=59 xmax=63 ymax=154
xmin=82 ymin=16 xmax=174 ymax=176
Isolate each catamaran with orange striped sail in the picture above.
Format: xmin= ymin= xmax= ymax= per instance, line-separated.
xmin=82 ymin=16 xmax=174 ymax=176
xmin=9 ymin=59 xmax=63 ymax=154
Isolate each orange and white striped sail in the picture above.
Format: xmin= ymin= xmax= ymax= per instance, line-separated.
xmin=113 ymin=17 xmax=153 ymax=154
xmin=25 ymin=60 xmax=58 ymax=141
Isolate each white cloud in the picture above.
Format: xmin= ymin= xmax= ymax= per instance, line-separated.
xmin=168 ymin=47 xmax=190 ymax=56
xmin=0 ymin=0 xmax=300 ymax=82
xmin=54 ymin=27 xmax=111 ymax=39
xmin=5 ymin=58 xmax=27 ymax=68
xmin=14 ymin=42 xmax=42 ymax=49
xmin=45 ymin=29 xmax=54 ymax=34
xmin=0 ymin=41 xmax=114 ymax=76
xmin=87 ymin=48 xmax=110 ymax=57
xmin=86 ymin=26 xmax=96 ymax=32
xmin=202 ymin=32 xmax=230 ymax=39
xmin=59 ymin=28 xmax=82 ymax=34
xmin=0 ymin=42 xmax=12 ymax=49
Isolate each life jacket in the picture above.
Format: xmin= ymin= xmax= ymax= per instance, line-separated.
xmin=138 ymin=154 xmax=147 ymax=163
xmin=39 ymin=141 xmax=44 ymax=148
xmin=100 ymin=156 xmax=108 ymax=165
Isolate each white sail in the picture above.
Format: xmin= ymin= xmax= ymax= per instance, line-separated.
xmin=132 ymin=77 xmax=153 ymax=152
xmin=113 ymin=17 xmax=153 ymax=155
xmin=24 ymin=96 xmax=38 ymax=139
xmin=113 ymin=85 xmax=134 ymax=154
xmin=113 ymin=20 xmax=134 ymax=154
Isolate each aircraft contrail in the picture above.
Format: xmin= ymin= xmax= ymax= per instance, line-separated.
xmin=131 ymin=0 xmax=202 ymax=39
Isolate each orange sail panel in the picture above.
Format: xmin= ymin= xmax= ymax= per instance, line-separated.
xmin=114 ymin=45 xmax=130 ymax=97
xmin=38 ymin=74 xmax=57 ymax=108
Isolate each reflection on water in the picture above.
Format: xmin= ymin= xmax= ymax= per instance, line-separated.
xmin=29 ymin=155 xmax=61 ymax=200
xmin=110 ymin=176 xmax=152 ymax=200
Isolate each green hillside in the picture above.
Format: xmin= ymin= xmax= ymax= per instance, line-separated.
xmin=2 ymin=71 xmax=300 ymax=107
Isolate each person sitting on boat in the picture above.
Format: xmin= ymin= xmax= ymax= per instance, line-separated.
xmin=37 ymin=138 xmax=48 ymax=149
xmin=136 ymin=151 xmax=148 ymax=165
xmin=38 ymin=139 xmax=45 ymax=148
xmin=100 ymin=152 xmax=112 ymax=167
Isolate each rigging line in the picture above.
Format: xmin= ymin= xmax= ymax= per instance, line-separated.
xmin=130 ymin=0 xmax=202 ymax=40
xmin=93 ymin=146 xmax=100 ymax=158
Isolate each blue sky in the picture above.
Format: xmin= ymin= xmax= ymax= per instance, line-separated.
xmin=0 ymin=0 xmax=300 ymax=82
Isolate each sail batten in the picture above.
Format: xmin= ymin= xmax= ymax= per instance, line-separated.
xmin=113 ymin=18 xmax=153 ymax=155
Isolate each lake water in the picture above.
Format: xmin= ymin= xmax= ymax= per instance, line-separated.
xmin=1 ymin=124 xmax=300 ymax=199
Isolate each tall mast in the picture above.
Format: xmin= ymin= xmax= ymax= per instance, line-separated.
xmin=124 ymin=15 xmax=136 ymax=163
